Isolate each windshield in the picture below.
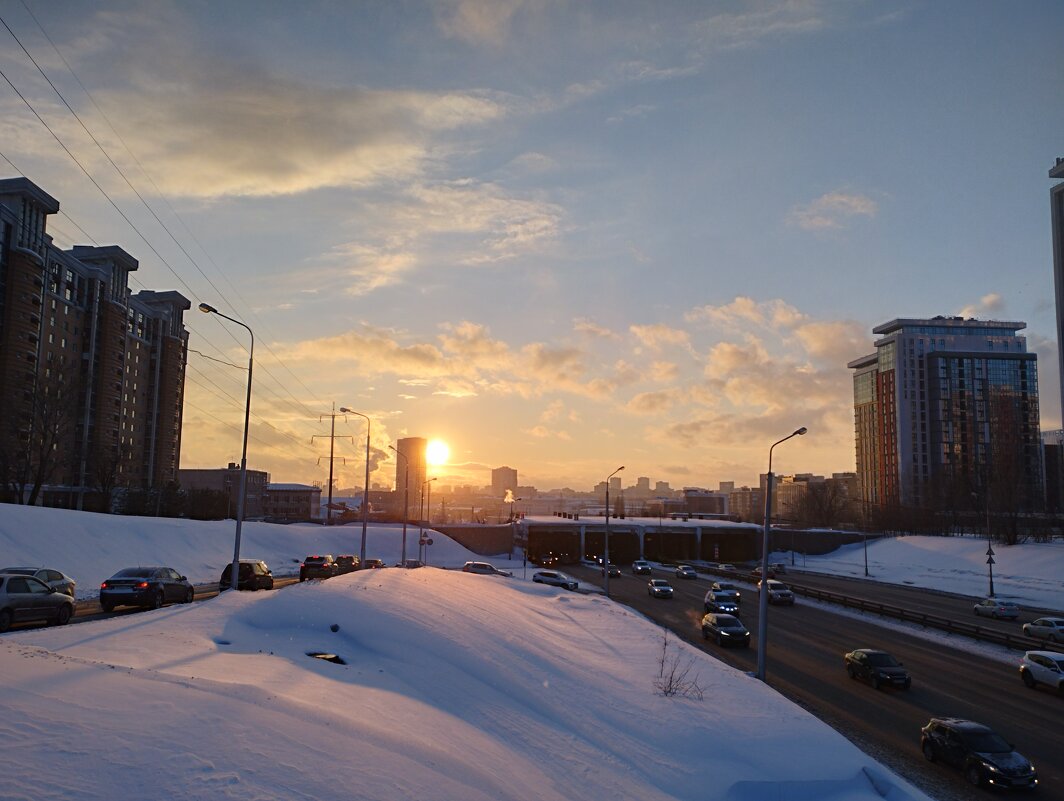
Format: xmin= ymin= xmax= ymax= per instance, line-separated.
xmin=865 ymin=653 xmax=900 ymax=667
xmin=962 ymin=731 xmax=1011 ymax=753
xmin=715 ymin=615 xmax=739 ymax=626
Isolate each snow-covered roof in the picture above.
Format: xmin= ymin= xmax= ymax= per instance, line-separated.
xmin=268 ymin=483 xmax=320 ymax=492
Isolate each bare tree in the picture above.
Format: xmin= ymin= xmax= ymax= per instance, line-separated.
xmin=652 ymin=628 xmax=704 ymax=700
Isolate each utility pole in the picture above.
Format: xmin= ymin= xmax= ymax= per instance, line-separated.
xmin=313 ymin=403 xmax=352 ymax=525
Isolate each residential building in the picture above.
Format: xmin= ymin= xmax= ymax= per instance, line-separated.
xmin=729 ymin=486 xmax=764 ymax=522
xmin=264 ymin=483 xmax=321 ymax=521
xmin=1043 ymin=429 xmax=1064 ymax=514
xmin=0 ymin=177 xmax=189 ymax=510
xmin=1051 ymin=158 xmax=1064 ymax=422
xmin=178 ymin=464 xmax=269 ymax=518
xmin=394 ymin=437 xmax=426 ymax=516
xmin=491 ymin=465 xmax=518 ymax=498
xmin=849 ymin=316 xmax=1043 ymax=513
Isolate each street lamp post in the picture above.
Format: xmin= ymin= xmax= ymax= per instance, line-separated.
xmin=339 ymin=408 xmax=371 ymax=566
xmin=604 ymin=465 xmax=625 ymax=597
xmin=756 ymin=427 xmax=807 ymax=682
xmin=985 ymin=496 xmax=995 ymax=597
xmin=388 ymin=445 xmax=410 ymax=566
xmin=420 ymin=477 xmax=436 ymax=562
xmin=198 ymin=303 xmax=253 ymax=592
xmin=509 ymin=496 xmax=523 ymax=559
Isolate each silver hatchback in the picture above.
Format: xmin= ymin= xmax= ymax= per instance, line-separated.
xmin=0 ymin=573 xmax=76 ymax=631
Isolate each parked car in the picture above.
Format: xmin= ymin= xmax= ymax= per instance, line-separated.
xmin=701 ymin=613 xmax=750 ymax=647
xmin=1019 ymin=650 xmax=1064 ymax=693
xmin=0 ymin=566 xmax=75 ymax=597
xmin=363 ymin=559 xmax=385 ymax=569
xmin=631 ymin=560 xmax=653 ymax=575
xmin=920 ymin=717 xmax=1038 ymax=790
xmin=299 ymin=555 xmax=339 ymax=581
xmin=674 ymin=565 xmax=697 ymax=580
xmin=99 ymin=567 xmax=194 ymax=612
xmin=335 ymin=555 xmax=360 ymax=574
xmin=758 ymin=579 xmax=795 ymax=605
xmin=844 ymin=649 xmax=911 ymax=690
xmin=973 ymin=598 xmax=1020 ymax=619
xmin=532 ymin=570 xmax=578 ymax=591
xmin=601 ymin=563 xmax=621 ymax=578
xmin=648 ymin=579 xmax=674 ymax=599
xmin=1023 ymin=617 xmax=1064 ymax=642
xmin=462 ymin=561 xmax=512 ymax=577
xmin=0 ymin=572 xmax=76 ymax=631
xmin=219 ymin=559 xmax=274 ymax=591
xmin=703 ymin=591 xmax=740 ymax=614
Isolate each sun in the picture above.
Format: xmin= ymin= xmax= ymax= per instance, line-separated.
xmin=425 ymin=439 xmax=450 ymax=466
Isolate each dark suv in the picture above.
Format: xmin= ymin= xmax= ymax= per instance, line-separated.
xmin=219 ymin=559 xmax=274 ymax=591
xmin=299 ymin=555 xmax=339 ymax=581
xmin=920 ymin=718 xmax=1037 ymax=790
xmin=335 ymin=555 xmax=360 ymax=574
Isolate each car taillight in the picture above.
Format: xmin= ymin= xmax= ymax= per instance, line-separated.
xmin=137 ymin=581 xmax=149 ymax=588
xmin=100 ymin=581 xmax=108 ymax=589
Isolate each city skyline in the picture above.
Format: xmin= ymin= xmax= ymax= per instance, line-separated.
xmin=1 ymin=2 xmax=1061 ymax=491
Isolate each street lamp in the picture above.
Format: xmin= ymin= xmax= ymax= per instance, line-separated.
xmin=420 ymin=477 xmax=437 ymax=562
xmin=509 ymin=496 xmax=523 ymax=559
xmin=388 ymin=445 xmax=410 ymax=566
xmin=198 ymin=302 xmax=253 ymax=592
xmin=604 ymin=465 xmax=624 ymax=597
xmin=339 ymin=408 xmax=371 ymax=566
xmin=757 ymin=426 xmax=806 ymax=682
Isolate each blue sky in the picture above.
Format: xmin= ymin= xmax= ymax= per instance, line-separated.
xmin=2 ymin=0 xmax=1062 ymax=492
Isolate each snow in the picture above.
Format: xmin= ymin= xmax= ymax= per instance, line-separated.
xmin=0 ymin=504 xmax=930 ymax=800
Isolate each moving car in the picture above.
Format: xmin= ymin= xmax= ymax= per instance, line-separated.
xmin=0 ymin=566 xmax=76 ymax=597
xmin=709 ymin=582 xmax=741 ymax=603
xmin=99 ymin=567 xmax=194 ymax=612
xmin=973 ymin=598 xmax=1020 ymax=619
xmin=300 ymin=555 xmax=339 ymax=581
xmin=632 ymin=560 xmax=653 ymax=575
xmin=0 ymin=572 xmax=76 ymax=631
xmin=601 ymin=563 xmax=621 ymax=578
xmin=703 ymin=591 xmax=740 ymax=614
xmin=1019 ymin=650 xmax=1064 ymax=693
xmin=674 ymin=565 xmax=697 ymax=580
xmin=920 ymin=718 xmax=1037 ymax=790
xmin=751 ymin=565 xmax=777 ymax=580
xmin=462 ymin=561 xmax=512 ymax=577
xmin=758 ymin=579 xmax=795 ymax=605
xmin=1022 ymin=617 xmax=1064 ymax=642
xmin=532 ymin=570 xmax=578 ymax=591
xmin=363 ymin=559 xmax=385 ymax=569
xmin=219 ymin=559 xmax=274 ymax=591
xmin=335 ymin=555 xmax=360 ymax=574
xmin=844 ymin=649 xmax=911 ymax=690
xmin=648 ymin=579 xmax=674 ymax=599
xmin=701 ymin=613 xmax=750 ymax=647
xmin=717 ymin=563 xmax=736 ymax=572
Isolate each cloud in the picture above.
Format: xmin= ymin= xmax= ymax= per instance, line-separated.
xmin=957 ymin=293 xmax=1005 ymax=319
xmin=433 ymin=0 xmax=544 ymax=46
xmin=626 ymin=389 xmax=678 ymax=415
xmin=686 ymin=297 xmax=806 ymax=330
xmin=651 ymin=361 xmax=680 ymax=382
xmin=573 ymin=318 xmax=620 ymax=340
xmin=696 ymin=2 xmax=832 ymax=50
xmin=792 ymin=320 xmax=870 ymax=365
xmin=788 ymin=191 xmax=878 ymax=231
xmin=630 ymin=323 xmax=692 ymax=352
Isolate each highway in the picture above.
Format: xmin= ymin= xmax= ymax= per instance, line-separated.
xmin=567 ymin=564 xmax=1062 ymax=801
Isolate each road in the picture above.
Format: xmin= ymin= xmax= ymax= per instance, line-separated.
xmin=568 ymin=564 xmax=1062 ymax=801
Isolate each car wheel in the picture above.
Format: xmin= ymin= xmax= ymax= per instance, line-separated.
xmin=55 ymin=604 xmax=72 ymax=626
xmin=965 ymin=763 xmax=984 ymax=787
xmin=921 ymin=740 xmax=936 ymax=762
xmin=150 ymin=590 xmax=164 ymax=610
xmin=846 ymin=664 xmax=856 ymax=680
xmin=871 ymin=675 xmax=880 ymax=690
xmin=715 ymin=633 xmax=723 ymax=646
xmin=903 ymin=679 xmax=911 ymax=690
xmin=184 ymin=587 xmax=194 ymax=604
xmin=101 ymin=602 xmax=115 ymax=613
xmin=1058 ymin=680 xmax=1064 ymax=696
xmin=0 ymin=609 xmax=12 ymax=633
xmin=701 ymin=628 xmax=709 ymax=640
xmin=1021 ymin=670 xmax=1036 ymax=689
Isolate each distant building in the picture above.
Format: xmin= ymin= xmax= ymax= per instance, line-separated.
xmin=264 ymin=483 xmax=321 ymax=521
xmin=1043 ymin=429 xmax=1064 ymax=513
xmin=729 ymin=486 xmax=764 ymax=522
xmin=178 ymin=464 xmax=269 ymax=518
xmin=849 ymin=316 xmax=1043 ymax=512
xmin=1050 ymin=158 xmax=1064 ymax=424
xmin=491 ymin=465 xmax=518 ymax=498
xmin=394 ymin=437 xmax=426 ymax=516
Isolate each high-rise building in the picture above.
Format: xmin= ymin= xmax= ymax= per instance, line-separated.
xmin=0 ymin=177 xmax=189 ymax=510
xmin=1051 ymin=158 xmax=1064 ymax=420
xmin=848 ymin=316 xmax=1043 ymax=512
xmin=491 ymin=465 xmax=518 ymax=498
xmin=394 ymin=437 xmax=426 ymax=516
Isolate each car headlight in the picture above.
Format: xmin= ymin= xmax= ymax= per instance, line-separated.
xmin=984 ymin=762 xmax=1002 ymax=774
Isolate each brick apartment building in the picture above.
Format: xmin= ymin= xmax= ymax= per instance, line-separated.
xmin=0 ymin=177 xmax=189 ymax=510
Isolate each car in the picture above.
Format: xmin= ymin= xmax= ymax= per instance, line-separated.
xmin=335 ymin=555 xmax=360 ymax=574
xmin=703 ymin=591 xmax=740 ymax=614
xmin=0 ymin=572 xmax=76 ymax=631
xmin=219 ymin=559 xmax=274 ymax=591
xmin=632 ymin=560 xmax=653 ymax=575
xmin=751 ymin=565 xmax=777 ymax=580
xmin=717 ymin=563 xmax=736 ymax=572
xmin=758 ymin=579 xmax=795 ymax=605
xmin=0 ymin=566 xmax=76 ymax=597
xmin=701 ymin=613 xmax=750 ymax=647
xmin=299 ymin=555 xmax=339 ymax=581
xmin=1023 ymin=617 xmax=1064 ymax=642
xmin=532 ymin=570 xmax=578 ymax=591
xmin=844 ymin=649 xmax=911 ymax=690
xmin=770 ymin=562 xmax=787 ymax=574
xmin=710 ymin=582 xmax=741 ymax=602
xmin=462 ymin=561 xmax=513 ymax=577
xmin=99 ymin=567 xmax=194 ymax=612
xmin=601 ymin=563 xmax=621 ymax=578
xmin=973 ymin=598 xmax=1020 ymax=619
xmin=675 ymin=565 xmax=697 ymax=579
xmin=920 ymin=717 xmax=1038 ymax=790
xmin=363 ymin=558 xmax=385 ymax=569
xmin=1019 ymin=650 xmax=1064 ymax=693
xmin=648 ymin=579 xmax=674 ymax=599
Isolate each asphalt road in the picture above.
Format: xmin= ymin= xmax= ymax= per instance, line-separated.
xmin=569 ymin=564 xmax=1062 ymax=801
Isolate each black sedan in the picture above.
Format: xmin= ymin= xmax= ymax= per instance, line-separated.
xmin=0 ymin=573 xmax=76 ymax=631
xmin=219 ymin=559 xmax=274 ymax=591
xmin=700 ymin=613 xmax=750 ymax=647
xmin=844 ymin=649 xmax=911 ymax=690
xmin=99 ymin=567 xmax=195 ymax=612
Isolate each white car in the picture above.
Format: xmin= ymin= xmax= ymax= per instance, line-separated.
xmin=759 ymin=579 xmax=795 ymax=605
xmin=1 ymin=566 xmax=76 ymax=597
xmin=1019 ymin=650 xmax=1064 ymax=693
xmin=675 ymin=565 xmax=697 ymax=579
xmin=973 ymin=598 xmax=1020 ymax=619
xmin=648 ymin=579 xmax=674 ymax=599
xmin=1023 ymin=617 xmax=1064 ymax=643
xmin=462 ymin=561 xmax=512 ymax=577
xmin=532 ymin=570 xmax=578 ymax=591
xmin=631 ymin=560 xmax=653 ymax=575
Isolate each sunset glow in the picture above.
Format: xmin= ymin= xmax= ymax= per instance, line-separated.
xmin=426 ymin=439 xmax=450 ymax=466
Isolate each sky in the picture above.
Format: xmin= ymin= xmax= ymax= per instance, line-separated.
xmin=1 ymin=0 xmax=1062 ymax=492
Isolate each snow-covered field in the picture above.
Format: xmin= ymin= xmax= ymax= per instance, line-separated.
xmin=0 ymin=504 xmax=931 ymax=800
